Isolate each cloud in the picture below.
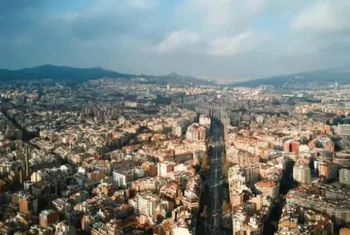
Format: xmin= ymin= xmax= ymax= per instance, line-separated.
xmin=0 ymin=0 xmax=162 ymax=70
xmin=175 ymin=0 xmax=277 ymax=35
xmin=88 ymin=0 xmax=159 ymax=13
xmin=291 ymin=1 xmax=350 ymax=33
xmin=126 ymin=0 xmax=159 ymax=10
xmin=1 ymin=0 xmax=350 ymax=79
xmin=59 ymin=0 xmax=159 ymax=39
xmin=208 ymin=30 xmax=269 ymax=56
xmin=0 ymin=0 xmax=160 ymax=47
xmin=156 ymin=30 xmax=200 ymax=53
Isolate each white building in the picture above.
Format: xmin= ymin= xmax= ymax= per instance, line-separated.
xmin=110 ymin=150 xmax=125 ymax=162
xmin=55 ymin=221 xmax=76 ymax=235
xmin=199 ymin=115 xmax=211 ymax=127
xmin=336 ymin=124 xmax=350 ymax=136
xmin=228 ymin=165 xmax=260 ymax=186
xmin=112 ymin=171 xmax=127 ymax=187
xmin=157 ymin=162 xmax=176 ymax=178
xmin=134 ymin=167 xmax=145 ymax=179
xmin=135 ymin=192 xmax=160 ymax=217
xmin=232 ymin=211 xmax=264 ymax=235
xmin=124 ymin=101 xmax=137 ymax=108
xmin=340 ymin=168 xmax=350 ymax=185
xmin=173 ymin=227 xmax=191 ymax=235
xmin=172 ymin=125 xmax=183 ymax=138
xmin=255 ymin=115 xmax=264 ymax=124
xmin=293 ymin=164 xmax=311 ymax=184
xmin=185 ymin=123 xmax=206 ymax=142
xmin=287 ymin=188 xmax=350 ymax=225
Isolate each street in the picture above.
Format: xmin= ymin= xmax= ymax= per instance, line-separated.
xmin=196 ymin=119 xmax=230 ymax=235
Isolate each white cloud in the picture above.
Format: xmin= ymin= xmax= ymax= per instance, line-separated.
xmin=93 ymin=0 xmax=158 ymax=11
xmin=195 ymin=0 xmax=235 ymax=26
xmin=175 ymin=0 xmax=276 ymax=34
xmin=156 ymin=30 xmax=200 ymax=53
xmin=59 ymin=0 xmax=158 ymax=22
xmin=126 ymin=0 xmax=158 ymax=9
xmin=291 ymin=1 xmax=350 ymax=33
xmin=208 ymin=30 xmax=269 ymax=56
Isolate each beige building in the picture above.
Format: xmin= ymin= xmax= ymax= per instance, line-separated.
xmin=293 ymin=164 xmax=311 ymax=184
xmin=135 ymin=192 xmax=160 ymax=217
xmin=255 ymin=180 xmax=279 ymax=198
xmin=340 ymin=168 xmax=350 ymax=185
xmin=185 ymin=123 xmax=206 ymax=142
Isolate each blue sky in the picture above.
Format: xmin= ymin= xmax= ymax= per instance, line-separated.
xmin=1 ymin=0 xmax=350 ymax=80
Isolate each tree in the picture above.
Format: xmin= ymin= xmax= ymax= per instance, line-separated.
xmin=222 ymin=161 xmax=233 ymax=179
xmin=221 ymin=152 xmax=226 ymax=165
xmin=200 ymin=206 xmax=208 ymax=218
xmin=201 ymin=153 xmax=209 ymax=170
xmin=209 ymin=136 xmax=213 ymax=144
xmin=270 ymin=220 xmax=278 ymax=230
xmin=222 ymin=199 xmax=231 ymax=215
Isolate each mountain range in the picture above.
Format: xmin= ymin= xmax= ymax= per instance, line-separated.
xmin=231 ymin=68 xmax=350 ymax=88
xmin=0 ymin=64 xmax=211 ymax=85
xmin=1 ymin=64 xmax=349 ymax=87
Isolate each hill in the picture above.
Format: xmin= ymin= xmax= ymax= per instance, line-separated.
xmin=0 ymin=64 xmax=211 ymax=85
xmin=231 ymin=69 xmax=350 ymax=88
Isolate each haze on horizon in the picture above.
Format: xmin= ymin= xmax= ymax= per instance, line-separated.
xmin=1 ymin=0 xmax=350 ymax=80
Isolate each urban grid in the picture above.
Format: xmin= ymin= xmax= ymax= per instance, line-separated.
xmin=2 ymin=1 xmax=350 ymax=235
xmin=0 ymin=79 xmax=349 ymax=235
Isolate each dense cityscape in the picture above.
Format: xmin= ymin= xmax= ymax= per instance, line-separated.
xmin=0 ymin=78 xmax=348 ymax=235
xmin=2 ymin=1 xmax=350 ymax=234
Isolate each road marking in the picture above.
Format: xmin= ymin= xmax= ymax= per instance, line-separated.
xmin=210 ymin=182 xmax=223 ymax=188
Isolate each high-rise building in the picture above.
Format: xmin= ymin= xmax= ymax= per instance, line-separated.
xmin=157 ymin=162 xmax=176 ymax=177
xmin=112 ymin=171 xmax=127 ymax=187
xmin=172 ymin=125 xmax=182 ymax=138
xmin=39 ymin=210 xmax=59 ymax=228
xmin=19 ymin=195 xmax=38 ymax=213
xmin=293 ymin=164 xmax=311 ymax=184
xmin=87 ymin=170 xmax=105 ymax=182
xmin=255 ymin=180 xmax=279 ymax=198
xmin=141 ymin=161 xmax=157 ymax=177
xmin=287 ymin=187 xmax=350 ymax=225
xmin=340 ymin=168 xmax=350 ymax=185
xmin=81 ymin=215 xmax=95 ymax=232
xmin=255 ymin=115 xmax=264 ymax=124
xmin=318 ymin=162 xmax=338 ymax=180
xmin=228 ymin=165 xmax=260 ymax=185
xmin=336 ymin=124 xmax=350 ymax=136
xmin=25 ymin=147 xmax=30 ymax=179
xmin=284 ymin=140 xmax=300 ymax=153
xmin=55 ymin=221 xmax=76 ymax=235
xmin=135 ymin=192 xmax=160 ymax=217
xmin=199 ymin=115 xmax=211 ymax=127
xmin=185 ymin=123 xmax=206 ymax=142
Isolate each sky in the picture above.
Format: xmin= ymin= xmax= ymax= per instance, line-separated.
xmin=1 ymin=0 xmax=350 ymax=80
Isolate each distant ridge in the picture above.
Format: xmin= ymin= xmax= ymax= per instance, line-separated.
xmin=0 ymin=64 xmax=211 ymax=85
xmin=230 ymin=68 xmax=350 ymax=88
